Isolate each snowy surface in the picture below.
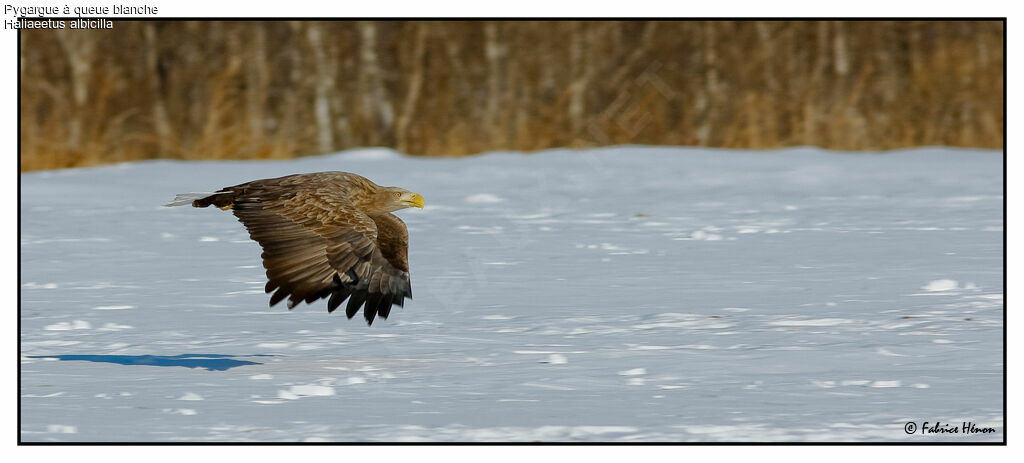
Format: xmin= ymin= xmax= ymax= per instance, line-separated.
xmin=20 ymin=146 xmax=1003 ymax=442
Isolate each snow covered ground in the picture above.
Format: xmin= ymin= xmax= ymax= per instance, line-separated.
xmin=20 ymin=146 xmax=1003 ymax=442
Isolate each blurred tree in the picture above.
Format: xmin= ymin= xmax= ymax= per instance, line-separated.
xmin=19 ymin=20 xmax=1004 ymax=171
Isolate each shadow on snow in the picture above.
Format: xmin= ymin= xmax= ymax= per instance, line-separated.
xmin=26 ymin=354 xmax=272 ymax=371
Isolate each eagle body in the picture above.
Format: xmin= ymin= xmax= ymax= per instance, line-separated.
xmin=168 ymin=172 xmax=424 ymax=325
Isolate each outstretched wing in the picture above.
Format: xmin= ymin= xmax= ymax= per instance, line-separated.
xmin=232 ymin=187 xmax=375 ymax=307
xmin=357 ymin=213 xmax=413 ymax=324
xmin=220 ymin=176 xmax=411 ymax=325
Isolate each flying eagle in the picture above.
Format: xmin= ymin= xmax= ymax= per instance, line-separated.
xmin=166 ymin=172 xmax=424 ymax=325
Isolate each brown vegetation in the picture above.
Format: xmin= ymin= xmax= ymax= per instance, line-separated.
xmin=19 ymin=20 xmax=1004 ymax=171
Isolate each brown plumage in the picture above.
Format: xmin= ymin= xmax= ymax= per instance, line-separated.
xmin=167 ymin=172 xmax=424 ymax=325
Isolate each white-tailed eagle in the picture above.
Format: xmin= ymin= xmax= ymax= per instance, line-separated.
xmin=167 ymin=172 xmax=424 ymax=325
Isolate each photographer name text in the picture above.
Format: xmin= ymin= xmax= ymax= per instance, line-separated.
xmin=904 ymin=421 xmax=997 ymax=435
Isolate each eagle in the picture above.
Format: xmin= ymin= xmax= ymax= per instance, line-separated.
xmin=166 ymin=172 xmax=424 ymax=325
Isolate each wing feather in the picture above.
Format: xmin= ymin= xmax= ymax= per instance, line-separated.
xmin=227 ymin=176 xmax=379 ymax=313
xmin=362 ymin=213 xmax=413 ymax=322
xmin=204 ymin=172 xmax=413 ymax=325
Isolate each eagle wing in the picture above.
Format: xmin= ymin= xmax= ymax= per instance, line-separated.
xmin=360 ymin=212 xmax=413 ymax=323
xmin=226 ymin=178 xmax=412 ymax=325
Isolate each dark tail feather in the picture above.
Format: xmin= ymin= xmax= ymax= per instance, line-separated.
xmin=191 ymin=190 xmax=236 ymax=209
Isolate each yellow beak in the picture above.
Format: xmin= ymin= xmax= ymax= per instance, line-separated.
xmin=402 ymin=193 xmax=425 ymax=208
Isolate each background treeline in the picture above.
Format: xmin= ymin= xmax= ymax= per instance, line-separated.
xmin=19 ymin=20 xmax=1003 ymax=171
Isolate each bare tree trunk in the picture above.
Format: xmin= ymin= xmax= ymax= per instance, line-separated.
xmin=245 ymin=22 xmax=269 ymax=150
xmin=832 ymin=21 xmax=850 ymax=76
xmin=697 ymin=22 xmax=719 ymax=145
xmin=483 ymin=22 xmax=504 ymax=145
xmin=803 ymin=21 xmax=829 ymax=147
xmin=306 ymin=22 xmax=336 ymax=154
xmin=567 ymin=22 xmax=587 ymax=140
xmin=609 ymin=21 xmax=658 ymax=88
xmin=754 ymin=22 xmax=779 ymax=146
xmin=144 ymin=23 xmax=173 ymax=156
xmin=396 ymin=23 xmax=428 ymax=154
xmin=358 ymin=21 xmax=394 ymax=145
xmin=54 ymin=29 xmax=94 ymax=147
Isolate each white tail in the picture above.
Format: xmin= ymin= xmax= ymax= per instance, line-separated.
xmin=164 ymin=192 xmax=212 ymax=207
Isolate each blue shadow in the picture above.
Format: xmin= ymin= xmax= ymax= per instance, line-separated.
xmin=27 ymin=354 xmax=271 ymax=371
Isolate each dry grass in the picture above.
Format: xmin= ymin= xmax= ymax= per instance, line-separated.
xmin=19 ymin=20 xmax=1004 ymax=171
